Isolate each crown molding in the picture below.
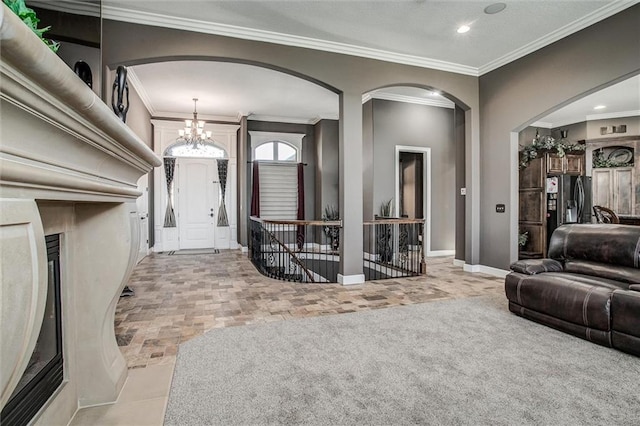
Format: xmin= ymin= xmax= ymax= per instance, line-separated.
xmin=126 ymin=68 xmax=157 ymax=116
xmin=367 ymin=92 xmax=455 ymax=109
xmin=248 ymin=114 xmax=337 ymax=125
xmin=102 ymin=5 xmax=479 ymax=77
xmin=530 ymin=121 xmax=554 ymax=129
xmin=152 ymin=111 xmax=240 ymax=123
xmin=478 ymin=0 xmax=638 ymax=75
xmin=586 ymin=109 xmax=640 ymax=122
xmin=532 ymin=110 xmax=640 ymax=129
xmin=27 ymin=0 xmax=100 ymax=17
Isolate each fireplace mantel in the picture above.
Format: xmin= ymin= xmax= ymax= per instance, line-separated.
xmin=0 ymin=4 xmax=161 ymax=424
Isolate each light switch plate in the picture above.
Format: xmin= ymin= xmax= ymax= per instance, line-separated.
xmin=460 ymin=188 xmax=466 ymax=196
xmin=496 ymin=204 xmax=506 ymax=213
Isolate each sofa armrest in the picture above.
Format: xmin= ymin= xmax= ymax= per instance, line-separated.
xmin=509 ymin=258 xmax=563 ymax=275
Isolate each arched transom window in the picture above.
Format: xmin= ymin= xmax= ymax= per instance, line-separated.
xmin=164 ymin=141 xmax=227 ymax=158
xmin=254 ymin=141 xmax=298 ymax=162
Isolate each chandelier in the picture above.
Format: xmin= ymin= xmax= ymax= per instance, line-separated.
xmin=177 ymin=98 xmax=213 ymax=148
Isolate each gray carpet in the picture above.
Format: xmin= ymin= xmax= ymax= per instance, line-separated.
xmin=165 ymin=296 xmax=640 ymax=425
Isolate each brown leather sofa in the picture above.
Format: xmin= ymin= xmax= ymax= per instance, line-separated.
xmin=505 ymin=224 xmax=640 ymax=356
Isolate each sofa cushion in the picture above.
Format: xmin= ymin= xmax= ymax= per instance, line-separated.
xmin=505 ymin=272 xmax=622 ymax=331
xmin=548 ymin=224 xmax=640 ymax=269
xmin=510 ymin=258 xmax=563 ymax=275
xmin=564 ymin=260 xmax=640 ymax=285
xmin=611 ymin=290 xmax=640 ymax=339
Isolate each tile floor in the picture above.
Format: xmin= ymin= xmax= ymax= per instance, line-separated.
xmin=115 ymin=250 xmax=505 ymax=369
xmin=72 ymin=250 xmax=505 ymax=425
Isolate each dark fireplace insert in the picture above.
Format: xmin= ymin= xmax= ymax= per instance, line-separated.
xmin=1 ymin=235 xmax=63 ymax=426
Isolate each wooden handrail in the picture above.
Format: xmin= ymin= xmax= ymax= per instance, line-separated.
xmin=250 ymin=216 xmax=342 ymax=227
xmin=364 ymin=218 xmax=425 ymax=225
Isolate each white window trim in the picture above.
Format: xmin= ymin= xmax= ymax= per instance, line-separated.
xmin=249 ymin=131 xmax=304 ymax=162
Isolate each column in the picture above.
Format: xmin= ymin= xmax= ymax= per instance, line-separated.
xmin=338 ymin=92 xmax=365 ymax=284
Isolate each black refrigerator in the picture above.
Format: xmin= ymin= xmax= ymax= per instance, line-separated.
xmin=547 ymin=175 xmax=592 ymax=241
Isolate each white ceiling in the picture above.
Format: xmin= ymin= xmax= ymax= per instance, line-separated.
xmin=103 ymin=1 xmax=638 ymax=123
xmin=533 ymin=74 xmax=640 ymax=128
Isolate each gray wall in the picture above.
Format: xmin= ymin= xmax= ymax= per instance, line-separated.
xmin=480 ymin=5 xmax=640 ymax=269
xmin=366 ymin=99 xmax=456 ymax=252
xmin=102 ymin=19 xmax=479 ymax=271
xmin=586 ymin=115 xmax=640 ymax=139
xmin=314 ymin=119 xmax=339 ymax=219
xmin=454 ymin=106 xmax=466 ymax=261
xmin=247 ymin=120 xmax=316 ymax=221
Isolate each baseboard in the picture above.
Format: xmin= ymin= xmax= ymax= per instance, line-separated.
xmin=463 ymin=263 xmax=509 ymax=278
xmin=452 ymin=259 xmax=465 ymax=267
xmin=240 ymin=245 xmax=249 ymax=253
xmin=427 ymin=250 xmax=455 ymax=257
xmin=338 ymin=273 xmax=365 ymax=285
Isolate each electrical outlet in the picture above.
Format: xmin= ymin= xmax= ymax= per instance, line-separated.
xmin=460 ymin=187 xmax=466 ymax=196
xmin=496 ymin=204 xmax=506 ymax=213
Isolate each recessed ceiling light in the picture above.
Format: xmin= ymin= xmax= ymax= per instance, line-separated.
xmin=457 ymin=25 xmax=471 ymax=34
xmin=484 ymin=3 xmax=507 ymax=15
xmin=594 ymin=105 xmax=607 ymax=110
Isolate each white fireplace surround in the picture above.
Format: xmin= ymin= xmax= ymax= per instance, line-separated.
xmin=0 ymin=5 xmax=160 ymax=425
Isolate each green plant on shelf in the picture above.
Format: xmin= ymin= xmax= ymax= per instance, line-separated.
xmin=519 ymin=130 xmax=585 ymax=169
xmin=3 ymin=0 xmax=60 ymax=52
xmin=592 ymin=149 xmax=632 ymax=168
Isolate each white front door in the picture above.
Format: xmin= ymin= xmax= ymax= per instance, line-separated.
xmin=177 ymin=158 xmax=217 ymax=249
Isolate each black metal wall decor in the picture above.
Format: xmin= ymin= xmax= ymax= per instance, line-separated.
xmin=111 ymin=65 xmax=130 ymax=123
xmin=217 ymin=159 xmax=229 ymax=227
xmin=73 ymin=60 xmax=92 ymax=88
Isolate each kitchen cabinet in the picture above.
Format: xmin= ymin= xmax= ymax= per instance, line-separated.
xmin=546 ymin=152 xmax=584 ymax=175
xmin=519 ymin=157 xmax=546 ymax=258
xmin=592 ymin=167 xmax=635 ymax=215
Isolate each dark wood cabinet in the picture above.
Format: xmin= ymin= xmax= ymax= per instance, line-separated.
xmin=519 ymin=150 xmax=586 ymax=259
xmin=546 ymin=152 xmax=584 ymax=175
xmin=518 ymin=157 xmax=546 ymax=258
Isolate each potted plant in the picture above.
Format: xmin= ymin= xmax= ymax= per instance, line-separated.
xmin=322 ymin=205 xmax=340 ymax=251
xmin=376 ymin=199 xmax=394 ymax=262
xmin=3 ymin=0 xmax=60 ymax=52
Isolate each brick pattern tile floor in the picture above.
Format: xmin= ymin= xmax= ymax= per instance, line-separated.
xmin=115 ymin=250 xmax=505 ymax=369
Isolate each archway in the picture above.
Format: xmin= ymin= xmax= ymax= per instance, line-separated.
xmin=362 ymin=85 xmax=468 ymax=263
xmin=512 ymin=72 xmax=640 ymax=263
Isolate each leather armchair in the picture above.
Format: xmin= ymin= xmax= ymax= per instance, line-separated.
xmin=505 ymin=224 xmax=640 ymax=356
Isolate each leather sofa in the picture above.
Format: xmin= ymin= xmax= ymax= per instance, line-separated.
xmin=505 ymin=224 xmax=640 ymax=356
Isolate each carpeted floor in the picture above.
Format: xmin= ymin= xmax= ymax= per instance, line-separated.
xmin=165 ymin=296 xmax=640 ymax=425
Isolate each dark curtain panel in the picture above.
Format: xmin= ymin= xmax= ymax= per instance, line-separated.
xmin=250 ymin=162 xmax=260 ymax=217
xmin=217 ymin=159 xmax=229 ymax=226
xmin=163 ymin=157 xmax=176 ymax=227
xmin=296 ymin=162 xmax=305 ymax=250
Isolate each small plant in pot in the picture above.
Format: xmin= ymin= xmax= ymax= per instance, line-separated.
xmin=322 ymin=205 xmax=340 ymax=251
xmin=376 ymin=199 xmax=394 ymax=262
xmin=518 ymin=231 xmax=529 ymax=249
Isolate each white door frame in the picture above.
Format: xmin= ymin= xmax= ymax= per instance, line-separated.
xmin=395 ymin=145 xmax=433 ymax=256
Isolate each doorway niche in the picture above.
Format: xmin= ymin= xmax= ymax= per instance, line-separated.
xmin=152 ymin=120 xmax=240 ymax=252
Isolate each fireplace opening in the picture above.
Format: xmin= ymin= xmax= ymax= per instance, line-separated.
xmin=1 ymin=235 xmax=63 ymax=426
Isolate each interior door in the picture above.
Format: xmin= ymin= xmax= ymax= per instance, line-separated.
xmin=177 ymin=158 xmax=217 ymax=249
xmin=136 ymin=174 xmax=149 ymax=263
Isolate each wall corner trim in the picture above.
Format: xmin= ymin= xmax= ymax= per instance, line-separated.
xmin=463 ymin=263 xmax=509 ymax=278
xmin=338 ymin=273 xmax=365 ymax=285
